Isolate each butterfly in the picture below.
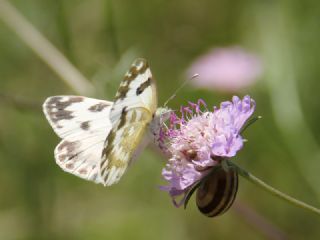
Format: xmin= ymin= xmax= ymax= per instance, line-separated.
xmin=43 ymin=58 xmax=170 ymax=186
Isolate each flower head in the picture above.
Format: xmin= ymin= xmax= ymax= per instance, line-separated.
xmin=187 ymin=47 xmax=262 ymax=92
xmin=159 ymin=96 xmax=255 ymax=206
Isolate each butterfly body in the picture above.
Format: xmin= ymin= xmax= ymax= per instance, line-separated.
xmin=43 ymin=58 xmax=169 ymax=186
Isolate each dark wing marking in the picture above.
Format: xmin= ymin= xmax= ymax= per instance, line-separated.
xmin=99 ymin=58 xmax=157 ymax=186
xmin=43 ymin=96 xmax=113 ymax=183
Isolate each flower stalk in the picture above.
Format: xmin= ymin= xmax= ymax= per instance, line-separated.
xmin=228 ymin=160 xmax=320 ymax=216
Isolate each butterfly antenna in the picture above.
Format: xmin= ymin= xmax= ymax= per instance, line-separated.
xmin=164 ymin=73 xmax=199 ymax=107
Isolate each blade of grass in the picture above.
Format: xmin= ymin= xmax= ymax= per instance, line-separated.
xmin=0 ymin=0 xmax=94 ymax=95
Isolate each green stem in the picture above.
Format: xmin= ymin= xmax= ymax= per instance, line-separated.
xmin=228 ymin=161 xmax=320 ymax=216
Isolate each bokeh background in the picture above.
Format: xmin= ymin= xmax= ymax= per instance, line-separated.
xmin=1 ymin=0 xmax=320 ymax=239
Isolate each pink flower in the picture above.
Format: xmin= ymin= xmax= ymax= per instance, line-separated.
xmin=187 ymin=47 xmax=262 ymax=92
xmin=159 ymin=96 xmax=255 ymax=207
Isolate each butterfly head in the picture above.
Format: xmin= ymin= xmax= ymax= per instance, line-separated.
xmin=155 ymin=107 xmax=171 ymax=119
xmin=155 ymin=107 xmax=172 ymax=125
xmin=149 ymin=107 xmax=171 ymax=140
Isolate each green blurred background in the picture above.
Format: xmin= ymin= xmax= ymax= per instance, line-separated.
xmin=1 ymin=0 xmax=320 ymax=239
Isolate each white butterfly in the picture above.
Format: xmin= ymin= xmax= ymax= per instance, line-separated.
xmin=43 ymin=58 xmax=170 ymax=186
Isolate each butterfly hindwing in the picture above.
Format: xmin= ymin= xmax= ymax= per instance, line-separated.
xmin=43 ymin=96 xmax=113 ymax=183
xmin=100 ymin=58 xmax=157 ymax=186
xmin=100 ymin=107 xmax=152 ymax=185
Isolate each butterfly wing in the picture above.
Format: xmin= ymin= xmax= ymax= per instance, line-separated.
xmin=100 ymin=58 xmax=157 ymax=186
xmin=43 ymin=96 xmax=113 ymax=183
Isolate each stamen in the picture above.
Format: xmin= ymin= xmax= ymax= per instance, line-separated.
xmin=197 ymin=99 xmax=207 ymax=112
xmin=179 ymin=106 xmax=185 ymax=122
xmin=188 ymin=101 xmax=198 ymax=113
xmin=183 ymin=106 xmax=193 ymax=120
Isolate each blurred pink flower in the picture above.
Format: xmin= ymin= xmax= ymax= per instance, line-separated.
xmin=187 ymin=47 xmax=262 ymax=91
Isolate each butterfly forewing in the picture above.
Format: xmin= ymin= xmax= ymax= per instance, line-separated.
xmin=43 ymin=96 xmax=113 ymax=183
xmin=43 ymin=96 xmax=113 ymax=138
xmin=100 ymin=58 xmax=157 ymax=186
xmin=111 ymin=58 xmax=157 ymax=117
